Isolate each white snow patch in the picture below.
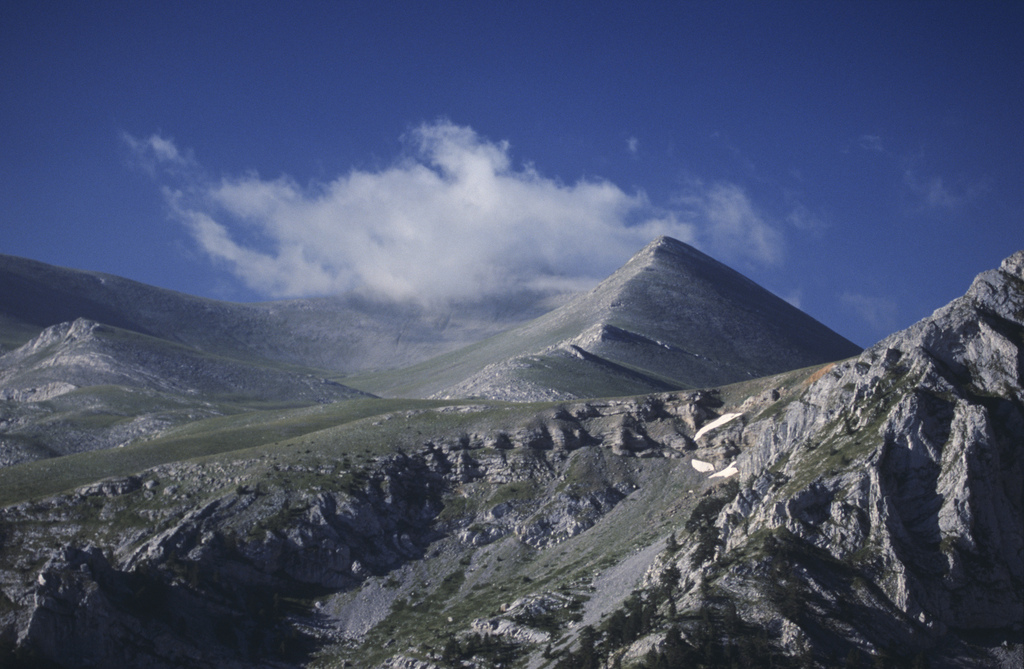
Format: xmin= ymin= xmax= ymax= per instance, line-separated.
xmin=690 ymin=459 xmax=715 ymax=473
xmin=710 ymin=462 xmax=739 ymax=479
xmin=694 ymin=412 xmax=742 ymax=440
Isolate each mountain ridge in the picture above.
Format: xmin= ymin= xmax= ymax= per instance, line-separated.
xmin=352 ymin=236 xmax=861 ymax=400
xmin=0 ymin=317 xmax=372 ymax=466
xmin=0 ymin=252 xmax=565 ymax=373
xmin=0 ymin=249 xmax=1019 ymax=668
xmin=0 ymin=237 xmax=860 ymax=467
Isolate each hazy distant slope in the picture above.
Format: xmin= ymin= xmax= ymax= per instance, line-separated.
xmin=353 ymin=237 xmax=861 ymax=399
xmin=0 ymin=254 xmax=565 ymax=371
xmin=0 ymin=318 xmax=373 ymax=466
xmin=0 ymin=240 xmax=859 ymax=403
xmin=0 ymin=318 xmax=368 ymax=404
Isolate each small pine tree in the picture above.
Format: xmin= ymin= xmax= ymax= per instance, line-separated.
xmin=660 ymin=564 xmax=681 ymax=599
xmin=604 ymin=609 xmax=628 ymax=647
xmin=441 ymin=637 xmax=461 ymax=666
xmin=577 ymin=626 xmax=598 ymax=669
xmin=663 ymin=626 xmax=688 ymax=666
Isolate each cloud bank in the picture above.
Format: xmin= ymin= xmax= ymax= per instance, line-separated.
xmin=127 ymin=121 xmax=783 ymax=303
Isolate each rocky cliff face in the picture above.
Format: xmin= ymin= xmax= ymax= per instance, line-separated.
xmin=0 ymin=386 xmax=775 ymax=667
xmin=647 ymin=249 xmax=1023 ymax=664
xmin=0 ymin=252 xmax=1020 ymax=668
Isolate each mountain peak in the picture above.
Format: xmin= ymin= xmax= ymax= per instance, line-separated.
xmin=648 ymin=234 xmax=699 ymax=251
xmin=620 ymin=236 xmax=766 ymax=301
xmin=376 ymin=237 xmax=862 ymax=400
xmin=578 ymin=238 xmax=861 ymax=388
xmin=644 ymin=234 xmax=687 ymax=252
xmin=1001 ymin=249 xmax=1024 ymax=275
xmin=634 ymin=235 xmax=710 ymax=265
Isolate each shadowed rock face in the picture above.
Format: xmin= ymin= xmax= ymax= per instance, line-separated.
xmin=0 ymin=249 xmax=1019 ymax=668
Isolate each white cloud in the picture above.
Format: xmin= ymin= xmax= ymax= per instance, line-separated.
xmin=122 ymin=132 xmax=193 ymax=167
xmin=857 ymin=134 xmax=884 ymax=152
xmin=920 ymin=176 xmax=958 ymax=209
xmin=147 ymin=136 xmax=186 ymax=163
xmin=902 ymin=171 xmax=988 ymax=211
xmin=901 ymin=148 xmax=989 ymax=212
xmin=627 ymin=136 xmax=639 ymax=156
xmin=675 ymin=181 xmax=784 ymax=267
xmin=132 ymin=121 xmax=784 ymax=303
xmin=785 ymin=200 xmax=826 ymax=233
xmin=840 ymin=292 xmax=898 ymax=333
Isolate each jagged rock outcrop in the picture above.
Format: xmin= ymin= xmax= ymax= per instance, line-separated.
xmin=0 ymin=389 xmax=750 ymax=667
xmin=651 ymin=249 xmax=1024 ymax=663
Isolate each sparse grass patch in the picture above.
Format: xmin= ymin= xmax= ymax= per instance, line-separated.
xmin=488 ymin=480 xmax=539 ymax=507
xmin=437 ymin=494 xmax=474 ymax=524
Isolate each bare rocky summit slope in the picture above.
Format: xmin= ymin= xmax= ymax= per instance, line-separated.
xmin=353 ymin=237 xmax=861 ymax=400
xmin=0 ymin=249 xmax=1019 ymax=668
xmin=0 ymin=239 xmax=857 ymax=468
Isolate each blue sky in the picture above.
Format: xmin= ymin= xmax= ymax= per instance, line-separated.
xmin=2 ymin=1 xmax=1021 ymax=348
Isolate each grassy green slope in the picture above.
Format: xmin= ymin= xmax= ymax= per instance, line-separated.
xmin=0 ymin=398 xmax=459 ymax=505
